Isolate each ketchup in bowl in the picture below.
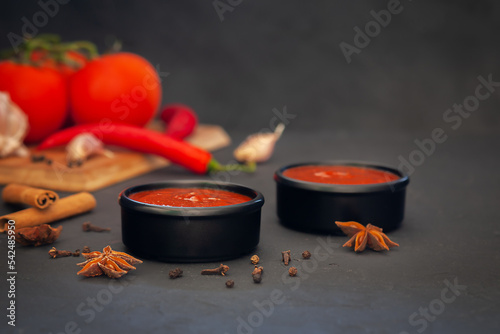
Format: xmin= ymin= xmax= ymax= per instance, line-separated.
xmin=128 ymin=188 xmax=252 ymax=207
xmin=274 ymin=162 xmax=409 ymax=234
xmin=282 ymin=165 xmax=399 ymax=185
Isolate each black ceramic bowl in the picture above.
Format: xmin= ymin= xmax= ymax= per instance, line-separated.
xmin=274 ymin=161 xmax=409 ymax=234
xmin=119 ymin=181 xmax=264 ymax=262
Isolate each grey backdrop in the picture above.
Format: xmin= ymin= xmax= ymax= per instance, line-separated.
xmin=2 ymin=0 xmax=499 ymax=135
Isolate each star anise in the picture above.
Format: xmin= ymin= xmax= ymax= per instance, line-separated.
xmin=77 ymin=245 xmax=142 ymax=278
xmin=335 ymin=221 xmax=399 ymax=252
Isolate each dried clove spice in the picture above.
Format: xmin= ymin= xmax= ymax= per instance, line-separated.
xmin=31 ymin=154 xmax=46 ymax=163
xmin=82 ymin=222 xmax=111 ymax=232
xmin=169 ymin=268 xmax=183 ymax=279
xmin=48 ymin=247 xmax=81 ymax=258
xmin=225 ymin=279 xmax=235 ymax=288
xmin=288 ymin=267 xmax=298 ymax=277
xmin=67 ymin=159 xmax=83 ymax=168
xmin=48 ymin=247 xmax=73 ymax=258
xmin=252 ymin=266 xmax=264 ymax=283
xmin=250 ymin=254 xmax=260 ymax=265
xmin=15 ymin=224 xmax=62 ymax=246
xmin=82 ymin=246 xmax=91 ymax=254
xmin=281 ymin=250 xmax=291 ymax=266
xmin=302 ymin=250 xmax=311 ymax=259
xmin=201 ymin=264 xmax=229 ymax=276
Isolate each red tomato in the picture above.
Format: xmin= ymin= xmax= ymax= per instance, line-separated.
xmin=69 ymin=52 xmax=162 ymax=126
xmin=30 ymin=50 xmax=88 ymax=128
xmin=0 ymin=61 xmax=68 ymax=143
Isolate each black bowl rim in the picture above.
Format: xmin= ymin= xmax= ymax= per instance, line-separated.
xmin=274 ymin=161 xmax=409 ymax=193
xmin=119 ymin=180 xmax=265 ymax=217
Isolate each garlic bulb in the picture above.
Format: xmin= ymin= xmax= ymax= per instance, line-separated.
xmin=233 ymin=123 xmax=285 ymax=163
xmin=66 ymin=133 xmax=113 ymax=166
xmin=0 ymin=92 xmax=29 ymax=158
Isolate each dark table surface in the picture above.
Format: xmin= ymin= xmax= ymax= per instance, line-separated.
xmin=1 ymin=126 xmax=499 ymax=334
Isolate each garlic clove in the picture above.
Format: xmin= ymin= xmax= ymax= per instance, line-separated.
xmin=66 ymin=133 xmax=114 ymax=166
xmin=0 ymin=91 xmax=29 ymax=158
xmin=233 ymin=123 xmax=285 ymax=163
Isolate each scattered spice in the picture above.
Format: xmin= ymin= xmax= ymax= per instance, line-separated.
xmin=82 ymin=246 xmax=91 ymax=253
xmin=302 ymin=250 xmax=311 ymax=259
xmin=77 ymin=245 xmax=142 ymax=279
xmin=67 ymin=160 xmax=83 ymax=168
xmin=281 ymin=250 xmax=291 ymax=266
xmin=31 ymin=154 xmax=46 ymax=163
xmin=2 ymin=183 xmax=59 ymax=209
xmin=14 ymin=224 xmax=62 ymax=246
xmin=225 ymin=279 xmax=235 ymax=288
xmin=252 ymin=266 xmax=264 ymax=283
xmin=82 ymin=222 xmax=110 ymax=232
xmin=0 ymin=192 xmax=97 ymax=233
xmin=288 ymin=267 xmax=298 ymax=277
xmin=48 ymin=247 xmax=73 ymax=258
xmin=201 ymin=264 xmax=229 ymax=276
xmin=29 ymin=155 xmax=54 ymax=166
xmin=335 ymin=221 xmax=399 ymax=252
xmin=250 ymin=254 xmax=260 ymax=265
xmin=169 ymin=268 xmax=183 ymax=279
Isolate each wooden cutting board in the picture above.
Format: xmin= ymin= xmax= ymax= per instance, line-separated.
xmin=0 ymin=125 xmax=231 ymax=192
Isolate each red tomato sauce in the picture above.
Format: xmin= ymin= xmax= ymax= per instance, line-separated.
xmin=283 ymin=165 xmax=399 ymax=185
xmin=128 ymin=188 xmax=252 ymax=207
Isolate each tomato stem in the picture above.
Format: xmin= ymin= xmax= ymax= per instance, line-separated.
xmin=1 ymin=34 xmax=100 ymax=66
xmin=22 ymin=38 xmax=54 ymax=64
xmin=65 ymin=41 xmax=99 ymax=60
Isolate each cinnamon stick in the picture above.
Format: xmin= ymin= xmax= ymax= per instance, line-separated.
xmin=2 ymin=183 xmax=59 ymax=209
xmin=0 ymin=192 xmax=96 ymax=233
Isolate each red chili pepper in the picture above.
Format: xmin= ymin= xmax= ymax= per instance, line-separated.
xmin=160 ymin=104 xmax=198 ymax=140
xmin=37 ymin=123 xmax=254 ymax=174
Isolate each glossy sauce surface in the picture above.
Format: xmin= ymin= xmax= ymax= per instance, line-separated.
xmin=128 ymin=188 xmax=252 ymax=207
xmin=283 ymin=165 xmax=400 ymax=185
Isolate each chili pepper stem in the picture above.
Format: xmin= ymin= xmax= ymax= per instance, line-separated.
xmin=208 ymin=159 xmax=256 ymax=174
